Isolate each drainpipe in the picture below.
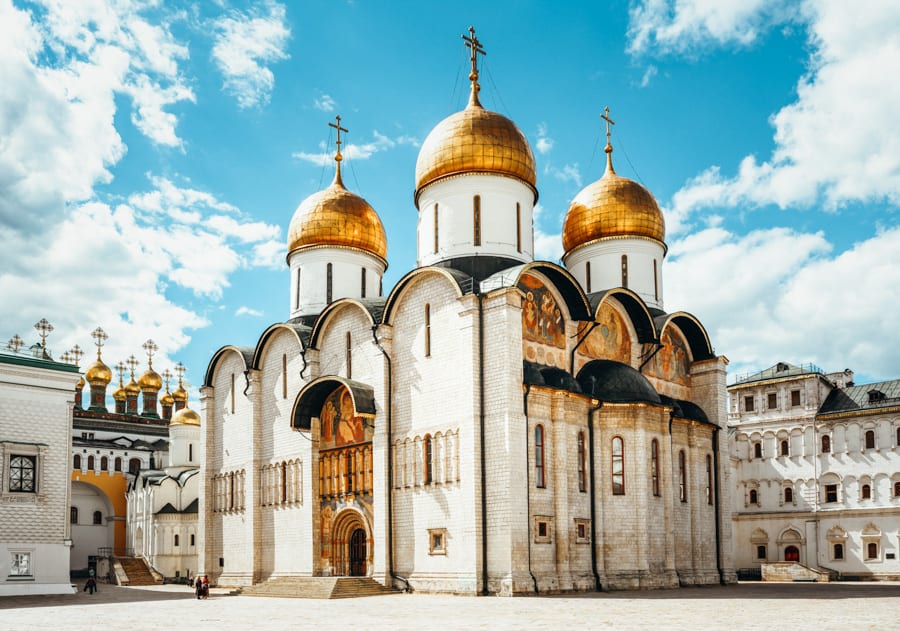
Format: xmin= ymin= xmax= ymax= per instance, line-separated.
xmin=639 ymin=341 xmax=663 ymax=373
xmin=569 ymin=322 xmax=598 ymax=374
xmin=371 ymin=325 xmax=409 ymax=593
xmin=712 ymin=427 xmax=724 ymax=584
xmin=523 ymin=383 xmax=539 ymax=593
xmin=478 ymin=292 xmax=488 ymax=595
xmin=587 ymin=398 xmax=603 ymax=591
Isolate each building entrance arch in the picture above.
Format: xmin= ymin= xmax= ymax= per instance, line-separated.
xmin=784 ymin=545 xmax=800 ymax=562
xmin=331 ymin=509 xmax=370 ymax=577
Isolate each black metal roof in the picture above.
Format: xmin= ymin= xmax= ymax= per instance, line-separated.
xmin=818 ymin=378 xmax=900 ymax=415
xmin=576 ymin=359 xmax=661 ymax=405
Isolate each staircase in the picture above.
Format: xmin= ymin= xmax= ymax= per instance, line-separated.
xmin=118 ymin=557 xmax=160 ymax=586
xmin=241 ymin=576 xmax=397 ymax=599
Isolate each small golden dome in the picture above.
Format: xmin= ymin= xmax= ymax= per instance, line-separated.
xmin=112 ymin=385 xmax=127 ymax=402
xmin=562 ymin=152 xmax=665 ymax=255
xmin=287 ymin=170 xmax=387 ymax=261
xmin=85 ymin=358 xmax=112 ymax=386
xmin=138 ymin=367 xmax=162 ymax=391
xmin=415 ymin=97 xmax=536 ymax=202
xmin=124 ymin=377 xmax=140 ymax=396
xmin=169 ymin=406 xmax=201 ymax=426
xmin=172 ymin=384 xmax=188 ymax=403
xmin=160 ymin=390 xmax=175 ymax=406
xmin=76 ymin=376 xmax=85 ymax=390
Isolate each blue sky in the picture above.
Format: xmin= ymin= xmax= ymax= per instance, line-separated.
xmin=2 ymin=0 xmax=899 ymax=395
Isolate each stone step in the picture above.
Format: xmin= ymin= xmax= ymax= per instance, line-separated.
xmin=241 ymin=576 xmax=397 ymax=599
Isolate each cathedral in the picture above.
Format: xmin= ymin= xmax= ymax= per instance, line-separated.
xmin=200 ymin=29 xmax=736 ymax=594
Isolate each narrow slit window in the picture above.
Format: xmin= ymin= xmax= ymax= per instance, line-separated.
xmin=282 ymin=354 xmax=288 ymax=399
xmin=473 ymin=195 xmax=481 ymax=246
xmin=653 ymin=259 xmax=658 ymax=302
xmin=679 ymin=450 xmax=687 ymax=502
xmin=231 ymin=373 xmax=235 ymax=414
xmin=586 ymin=261 xmax=592 ymax=293
xmin=424 ymin=304 xmax=431 ymax=357
xmin=535 ymin=425 xmax=545 ymax=488
xmin=706 ymin=454 xmax=713 ymax=505
xmin=424 ymin=435 xmax=433 ymax=484
xmin=434 ymin=203 xmax=439 ymax=254
xmin=651 ymin=439 xmax=660 ymax=496
xmin=621 ymin=254 xmax=628 ymax=288
xmin=516 ymin=202 xmax=521 ymax=253
xmin=611 ymin=437 xmax=625 ymax=495
xmin=346 ymin=332 xmax=352 ymax=379
xmin=326 ymin=263 xmax=333 ymax=304
xmin=295 ymin=269 xmax=301 ymax=309
xmin=361 ymin=268 xmax=367 ymax=298
xmin=189 ymin=443 xmax=193 ymax=462
xmin=577 ymin=431 xmax=586 ymax=492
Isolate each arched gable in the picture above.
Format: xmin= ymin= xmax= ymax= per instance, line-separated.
xmin=655 ymin=312 xmax=715 ymax=362
xmin=251 ymin=322 xmax=311 ymax=370
xmin=292 ymin=376 xmax=376 ymax=431
xmin=590 ymin=288 xmax=656 ymax=344
xmin=483 ymin=261 xmax=591 ymax=322
xmin=309 ymin=298 xmax=384 ymax=348
xmin=382 ymin=266 xmax=468 ymax=324
xmin=204 ymin=345 xmax=254 ymax=387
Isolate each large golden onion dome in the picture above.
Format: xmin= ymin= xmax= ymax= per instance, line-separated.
xmin=138 ymin=366 xmax=162 ymax=391
xmin=562 ymin=146 xmax=665 ymax=255
xmin=414 ymin=90 xmax=536 ymax=203
xmin=287 ymin=167 xmax=387 ymax=261
xmin=169 ymin=405 xmax=201 ymax=427
xmin=85 ymin=357 xmax=112 ymax=386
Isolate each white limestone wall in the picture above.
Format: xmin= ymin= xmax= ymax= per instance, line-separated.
xmin=256 ymin=329 xmax=312 ymax=577
xmin=70 ymin=481 xmax=112 ymax=570
xmin=388 ymin=272 xmax=476 ymax=592
xmin=564 ymin=238 xmax=665 ymax=309
xmin=288 ymin=248 xmax=386 ymax=319
xmin=416 ymin=175 xmax=534 ymax=267
xmin=168 ymin=424 xmax=199 ymax=470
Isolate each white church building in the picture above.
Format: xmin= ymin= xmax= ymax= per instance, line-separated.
xmin=200 ymin=29 xmax=735 ymax=595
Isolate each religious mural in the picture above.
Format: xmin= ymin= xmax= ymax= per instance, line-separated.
xmin=579 ymin=302 xmax=632 ymax=364
xmin=319 ymin=386 xmax=370 ymax=449
xmin=646 ymin=327 xmax=691 ymax=386
xmin=519 ymin=273 xmax=567 ymax=368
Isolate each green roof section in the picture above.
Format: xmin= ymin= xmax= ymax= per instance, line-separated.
xmin=0 ymin=346 xmax=80 ymax=374
xmin=730 ymin=361 xmax=823 ymax=386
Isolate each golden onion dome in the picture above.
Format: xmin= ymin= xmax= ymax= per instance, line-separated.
xmin=85 ymin=357 xmax=112 ymax=386
xmin=414 ymin=93 xmax=536 ymax=203
xmin=124 ymin=377 xmax=141 ymax=397
xmin=172 ymin=383 xmax=188 ymax=403
xmin=112 ymin=385 xmax=127 ymax=402
xmin=160 ymin=390 xmax=175 ymax=406
xmin=562 ymin=149 xmax=665 ymax=255
xmin=138 ymin=367 xmax=162 ymax=391
xmin=76 ymin=375 xmax=85 ymax=390
xmin=287 ymin=168 xmax=387 ymax=261
xmin=169 ymin=405 xmax=201 ymax=427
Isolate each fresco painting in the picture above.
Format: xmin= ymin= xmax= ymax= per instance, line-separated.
xmin=647 ymin=327 xmax=691 ymax=386
xmin=319 ymin=385 xmax=369 ymax=449
xmin=580 ymin=303 xmax=631 ymax=364
xmin=519 ymin=273 xmax=568 ymax=368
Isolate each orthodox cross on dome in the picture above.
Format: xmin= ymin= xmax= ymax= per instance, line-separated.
xmin=116 ymin=361 xmax=127 ymax=385
xmin=601 ymin=106 xmax=616 ymax=173
xmin=162 ymin=369 xmax=173 ymax=392
xmin=328 ymin=115 xmax=348 ymax=184
xmin=70 ymin=344 xmax=85 ymax=368
xmin=7 ymin=334 xmax=24 ymax=353
xmin=142 ymin=339 xmax=158 ymax=368
xmin=126 ymin=354 xmax=139 ymax=379
xmin=175 ymin=361 xmax=186 ymax=386
xmin=34 ymin=318 xmax=54 ymax=348
xmin=60 ymin=351 xmax=72 ymax=363
xmin=90 ymin=326 xmax=108 ymax=359
xmin=462 ymin=26 xmax=485 ymax=104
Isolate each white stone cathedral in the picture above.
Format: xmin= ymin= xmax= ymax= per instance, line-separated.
xmin=199 ymin=29 xmax=735 ymax=594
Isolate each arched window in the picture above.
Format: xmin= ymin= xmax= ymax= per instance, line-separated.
xmin=706 ymin=454 xmax=713 ymax=505
xmin=344 ymin=451 xmax=354 ymax=494
xmin=361 ymin=267 xmax=367 ymax=298
xmin=861 ymin=484 xmax=871 ymax=499
xmin=424 ymin=435 xmax=433 ymax=485
xmin=679 ymin=450 xmax=687 ymax=502
xmin=282 ymin=354 xmax=287 ymax=399
xmin=473 ymin=195 xmax=481 ymax=246
xmin=326 ymin=262 xmax=333 ymax=304
xmin=784 ymin=487 xmax=793 ymax=503
xmin=93 ymin=510 xmax=102 ymax=525
xmin=346 ymin=332 xmax=352 ymax=379
xmin=650 ymin=439 xmax=660 ymax=497
xmin=611 ymin=437 xmax=625 ymax=495
xmin=780 ymin=440 xmax=789 ymax=456
xmin=897 ymin=426 xmax=900 ymax=447
xmin=88 ymin=455 xmax=95 ymax=471
xmin=895 ymin=481 xmax=900 ymax=497
xmin=70 ymin=507 xmax=78 ymax=524
xmin=230 ymin=373 xmax=235 ymax=414
xmin=114 ymin=457 xmax=122 ymax=472
xmin=9 ymin=456 xmax=36 ymax=492
xmin=535 ymin=425 xmax=546 ymax=488
xmin=73 ymin=454 xmax=81 ymax=470
xmin=577 ymin=431 xmax=586 ymax=493
xmin=785 ymin=546 xmax=800 ymax=562
xmin=749 ymin=489 xmax=758 ymax=505
xmin=100 ymin=456 xmax=108 ymax=471
xmin=174 ymin=534 xmax=179 ymax=547
xmin=821 ymin=435 xmax=831 ymax=454
xmin=864 ymin=430 xmax=875 ymax=450
xmin=189 ymin=443 xmax=193 ymax=462
xmin=129 ymin=458 xmax=141 ymax=475
xmin=295 ymin=268 xmax=301 ymax=309
xmin=753 ymin=443 xmax=762 ymax=459
xmin=190 ymin=534 xmax=195 ymax=546
xmin=833 ymin=543 xmax=844 ymax=560
xmin=434 ymin=203 xmax=439 ymax=253
xmin=867 ymin=542 xmax=878 ymax=560
xmin=516 ymin=202 xmax=522 ymax=253
xmin=281 ymin=461 xmax=288 ymax=503
xmin=621 ymin=254 xmax=628 ymax=288
xmin=585 ymin=261 xmax=592 ymax=293
xmin=424 ymin=304 xmax=431 ymax=358
xmin=653 ymin=259 xmax=658 ymax=302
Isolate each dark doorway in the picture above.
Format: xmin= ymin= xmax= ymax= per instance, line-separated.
xmin=785 ymin=545 xmax=800 ymax=562
xmin=349 ymin=528 xmax=367 ymax=576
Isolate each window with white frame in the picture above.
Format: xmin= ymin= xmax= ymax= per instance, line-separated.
xmin=9 ymin=551 xmax=32 ymax=577
xmin=2 ymin=443 xmax=45 ymax=498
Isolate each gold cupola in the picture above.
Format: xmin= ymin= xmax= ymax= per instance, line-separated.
xmin=562 ymin=111 xmax=665 ymax=256
xmin=85 ymin=357 xmax=112 ymax=386
xmin=414 ymin=28 xmax=536 ymax=205
xmin=86 ymin=327 xmax=111 ymax=412
xmin=169 ymin=404 xmax=201 ymax=427
xmin=137 ymin=340 xmax=161 ymax=418
xmin=287 ymin=116 xmax=387 ymax=263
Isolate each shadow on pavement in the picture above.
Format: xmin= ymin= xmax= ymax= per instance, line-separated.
xmin=0 ymin=583 xmax=230 ymax=610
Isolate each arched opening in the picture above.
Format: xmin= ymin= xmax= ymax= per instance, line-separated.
xmin=784 ymin=546 xmax=800 ymax=562
xmin=331 ymin=509 xmax=371 ymax=577
xmin=349 ymin=528 xmax=367 ymax=576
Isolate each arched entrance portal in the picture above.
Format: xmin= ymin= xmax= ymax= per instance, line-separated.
xmin=332 ymin=510 xmax=371 ymax=577
xmin=784 ymin=545 xmax=800 ymax=562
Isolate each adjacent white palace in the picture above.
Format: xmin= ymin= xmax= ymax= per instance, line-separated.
xmin=200 ymin=29 xmax=736 ymax=594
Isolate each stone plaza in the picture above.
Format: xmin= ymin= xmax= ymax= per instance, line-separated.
xmin=2 ymin=582 xmax=900 ymax=630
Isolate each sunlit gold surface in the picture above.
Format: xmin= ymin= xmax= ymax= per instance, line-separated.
xmin=138 ymin=368 xmax=162 ymax=391
xmin=415 ymin=101 xmax=536 ymax=198
xmin=172 ymin=384 xmax=187 ymax=403
xmin=125 ymin=378 xmax=140 ymax=396
xmin=76 ymin=376 xmax=85 ymax=390
xmin=169 ymin=406 xmax=201 ymax=426
xmin=287 ymin=171 xmax=387 ymax=260
xmin=160 ymin=391 xmax=175 ymax=406
xmin=85 ymin=358 xmax=112 ymax=386
xmin=562 ymin=157 xmax=665 ymax=253
xmin=112 ymin=385 xmax=127 ymax=402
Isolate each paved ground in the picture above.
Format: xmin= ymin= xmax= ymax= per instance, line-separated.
xmin=2 ymin=582 xmax=900 ymax=630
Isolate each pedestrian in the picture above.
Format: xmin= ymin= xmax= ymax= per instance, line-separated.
xmin=201 ymin=575 xmax=209 ymax=599
xmin=84 ymin=577 xmax=96 ymax=594
xmin=195 ymin=575 xmax=203 ymax=599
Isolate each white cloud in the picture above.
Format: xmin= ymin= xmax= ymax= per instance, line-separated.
xmin=532 ymin=203 xmax=564 ymax=262
xmin=666 ymin=225 xmax=900 ymax=381
xmin=235 ymin=306 xmax=263 ymax=317
xmin=292 ymin=130 xmax=408 ymax=165
xmin=313 ymin=93 xmax=335 ymax=111
xmin=211 ymin=1 xmax=290 ymax=109
xmin=536 ymin=123 xmax=554 ymax=154
xmin=545 ymin=163 xmax=582 ymax=188
xmin=639 ymin=64 xmax=658 ymax=87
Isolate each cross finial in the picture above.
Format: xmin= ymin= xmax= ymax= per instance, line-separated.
xmin=90 ymin=326 xmax=108 ymax=358
xmin=462 ymin=26 xmax=486 ymax=105
xmin=162 ymin=369 xmax=173 ymax=392
xmin=8 ymin=334 xmax=24 ymax=353
xmin=115 ymin=361 xmax=127 ymax=386
xmin=126 ymin=354 xmax=139 ymax=379
xmin=70 ymin=344 xmax=85 ymax=368
xmin=175 ymin=361 xmax=186 ymax=386
xmin=327 ymin=115 xmax=349 ymax=185
xmin=60 ymin=350 xmax=72 ymax=363
xmin=34 ymin=318 xmax=54 ymax=347
xmin=142 ymin=339 xmax=158 ymax=368
xmin=600 ymin=106 xmax=616 ymax=173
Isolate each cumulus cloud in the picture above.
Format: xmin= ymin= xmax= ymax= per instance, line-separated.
xmin=532 ymin=203 xmax=564 ymax=263
xmin=313 ymin=93 xmax=336 ymax=111
xmin=536 ymin=123 xmax=554 ymax=154
xmin=235 ymin=306 xmax=264 ymax=317
xmin=292 ymin=130 xmax=413 ymax=165
xmin=211 ymin=1 xmax=291 ymax=109
xmin=545 ymin=163 xmax=583 ymax=188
